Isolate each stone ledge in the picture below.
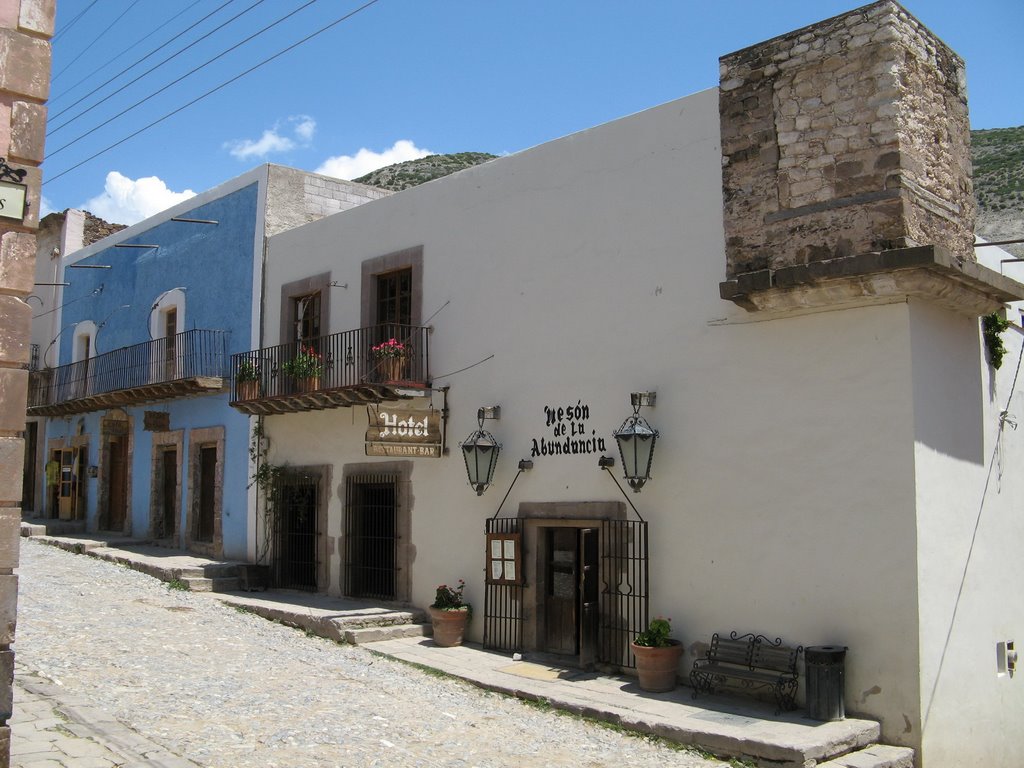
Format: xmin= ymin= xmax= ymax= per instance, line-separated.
xmin=719 ymin=245 xmax=1024 ymax=316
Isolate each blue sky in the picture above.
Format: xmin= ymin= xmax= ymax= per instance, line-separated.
xmin=42 ymin=0 xmax=1024 ymax=225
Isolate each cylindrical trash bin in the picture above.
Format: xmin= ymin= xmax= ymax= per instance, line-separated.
xmin=805 ymin=645 xmax=847 ymax=721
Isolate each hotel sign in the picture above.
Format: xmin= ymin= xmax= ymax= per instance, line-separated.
xmin=365 ymin=407 xmax=442 ymax=458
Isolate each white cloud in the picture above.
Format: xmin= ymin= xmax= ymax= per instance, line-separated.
xmin=39 ymin=195 xmax=55 ymax=218
xmin=315 ymin=139 xmax=431 ymax=180
xmin=80 ymin=171 xmax=196 ymax=225
xmin=226 ymin=115 xmax=317 ymax=160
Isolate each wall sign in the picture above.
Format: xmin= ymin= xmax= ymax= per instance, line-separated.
xmin=0 ymin=159 xmax=28 ymax=222
xmin=530 ymin=400 xmax=607 ymax=458
xmin=143 ymin=411 xmax=170 ymax=432
xmin=365 ymin=407 xmax=442 ymax=458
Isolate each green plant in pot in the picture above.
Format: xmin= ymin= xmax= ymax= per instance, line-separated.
xmin=429 ymin=579 xmax=472 ymax=647
xmin=235 ymin=358 xmax=261 ymax=399
xmin=631 ymin=616 xmax=683 ymax=692
xmin=281 ymin=345 xmax=323 ymax=390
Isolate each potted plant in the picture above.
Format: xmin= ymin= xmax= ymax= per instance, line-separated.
xmin=631 ymin=616 xmax=684 ymax=692
xmin=371 ymin=337 xmax=407 ymax=382
xmin=235 ymin=358 xmax=261 ymax=400
xmin=281 ymin=345 xmax=323 ymax=393
xmin=428 ymin=579 xmax=471 ymax=647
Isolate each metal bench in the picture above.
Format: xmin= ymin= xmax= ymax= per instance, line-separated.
xmin=690 ymin=631 xmax=802 ymax=713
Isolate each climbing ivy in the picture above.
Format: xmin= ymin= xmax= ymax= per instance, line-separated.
xmin=982 ymin=313 xmax=1012 ymax=370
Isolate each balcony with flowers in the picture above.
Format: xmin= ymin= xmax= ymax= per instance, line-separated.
xmin=229 ymin=324 xmax=430 ymax=415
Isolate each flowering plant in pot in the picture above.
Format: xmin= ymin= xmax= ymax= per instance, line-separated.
xmin=631 ymin=616 xmax=683 ymax=692
xmin=429 ymin=579 xmax=472 ymax=647
xmin=282 ymin=345 xmax=323 ymax=391
xmin=371 ymin=338 xmax=407 ymax=382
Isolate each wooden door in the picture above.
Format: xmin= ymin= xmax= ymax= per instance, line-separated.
xmin=579 ymin=527 xmax=599 ymax=667
xmin=161 ymin=449 xmax=177 ymax=538
xmin=544 ymin=527 xmax=579 ymax=655
xmin=58 ymin=448 xmax=75 ymax=520
xmin=164 ymin=308 xmax=177 ymax=380
xmin=196 ymin=446 xmax=216 ymax=542
xmin=107 ymin=438 xmax=127 ymax=530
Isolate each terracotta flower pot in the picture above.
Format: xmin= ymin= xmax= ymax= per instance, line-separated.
xmin=380 ymin=356 xmax=407 ymax=382
xmin=429 ymin=607 xmax=469 ymax=647
xmin=237 ymin=380 xmax=259 ymax=401
xmin=631 ymin=640 xmax=683 ymax=692
xmin=295 ymin=376 xmax=320 ymax=394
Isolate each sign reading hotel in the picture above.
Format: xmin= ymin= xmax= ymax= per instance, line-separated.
xmin=365 ymin=407 xmax=442 ymax=458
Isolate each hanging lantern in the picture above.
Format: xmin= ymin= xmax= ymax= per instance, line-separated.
xmin=613 ymin=392 xmax=658 ymax=492
xmin=461 ymin=406 xmax=501 ymax=495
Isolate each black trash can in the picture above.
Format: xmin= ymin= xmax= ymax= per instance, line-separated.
xmin=805 ymin=645 xmax=847 ymax=721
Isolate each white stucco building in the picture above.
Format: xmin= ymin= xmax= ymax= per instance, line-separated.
xmin=229 ymin=3 xmax=1024 ymax=765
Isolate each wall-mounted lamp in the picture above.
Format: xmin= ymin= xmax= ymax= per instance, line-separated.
xmin=461 ymin=406 xmax=501 ymax=495
xmin=613 ymin=392 xmax=659 ymax=492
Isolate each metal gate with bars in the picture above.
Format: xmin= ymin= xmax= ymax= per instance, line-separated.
xmin=482 ymin=517 xmax=649 ymax=669
xmin=344 ymin=473 xmax=398 ymax=600
xmin=271 ymin=471 xmax=319 ymax=591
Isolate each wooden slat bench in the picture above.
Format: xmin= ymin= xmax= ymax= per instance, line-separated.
xmin=690 ymin=631 xmax=802 ymax=713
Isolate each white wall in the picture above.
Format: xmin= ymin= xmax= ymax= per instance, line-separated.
xmin=260 ymin=88 xmax=1023 ymax=759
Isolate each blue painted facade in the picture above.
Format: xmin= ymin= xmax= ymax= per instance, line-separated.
xmin=44 ymin=183 xmax=259 ymax=560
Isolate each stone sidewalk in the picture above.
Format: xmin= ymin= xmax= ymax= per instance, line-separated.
xmin=11 ymin=672 xmax=199 ymax=768
xmin=16 ymin=527 xmax=915 ymax=768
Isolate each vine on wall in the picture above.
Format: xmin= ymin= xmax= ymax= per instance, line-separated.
xmin=983 ymin=313 xmax=1012 ymax=370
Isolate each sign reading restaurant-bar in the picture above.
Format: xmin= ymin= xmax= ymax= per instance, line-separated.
xmin=365 ymin=407 xmax=442 ymax=458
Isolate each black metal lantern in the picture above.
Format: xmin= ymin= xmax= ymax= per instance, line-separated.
xmin=613 ymin=392 xmax=658 ymax=492
xmin=461 ymin=406 xmax=501 ymax=495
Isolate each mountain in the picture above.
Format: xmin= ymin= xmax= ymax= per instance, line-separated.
xmin=354 ymin=152 xmax=497 ymax=192
xmin=972 ymin=126 xmax=1024 ymax=259
xmin=353 ymin=137 xmax=1023 ymax=259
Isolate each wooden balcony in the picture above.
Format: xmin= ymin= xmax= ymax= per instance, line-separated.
xmin=27 ymin=330 xmax=229 ymax=417
xmin=230 ymin=324 xmax=431 ymax=416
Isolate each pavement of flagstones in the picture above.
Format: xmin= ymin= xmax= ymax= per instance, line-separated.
xmin=11 ymin=671 xmax=200 ymax=768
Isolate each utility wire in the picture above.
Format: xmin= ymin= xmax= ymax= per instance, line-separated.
xmin=44 ymin=0 xmax=382 ymax=185
xmin=53 ymin=0 xmax=143 ymax=82
xmin=51 ymin=0 xmax=206 ymax=106
xmin=51 ymin=0 xmax=100 ymax=44
xmin=49 ymin=0 xmax=265 ymax=135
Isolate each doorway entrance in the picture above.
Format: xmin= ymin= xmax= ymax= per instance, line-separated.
xmin=344 ymin=475 xmax=397 ymax=600
xmin=272 ymin=473 xmax=319 ymax=591
xmin=543 ymin=527 xmax=599 ymax=662
xmin=105 ymin=437 xmax=128 ymax=531
xmin=160 ymin=448 xmax=178 ymax=539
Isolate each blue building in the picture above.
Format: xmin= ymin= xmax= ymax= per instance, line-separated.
xmin=27 ymin=166 xmax=386 ymax=559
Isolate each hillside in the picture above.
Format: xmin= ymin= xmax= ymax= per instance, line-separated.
xmin=354 ymin=152 xmax=497 ymax=191
xmin=972 ymin=126 xmax=1024 ymax=258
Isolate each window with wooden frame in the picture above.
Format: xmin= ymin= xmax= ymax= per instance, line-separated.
xmin=486 ymin=532 xmax=522 ymax=585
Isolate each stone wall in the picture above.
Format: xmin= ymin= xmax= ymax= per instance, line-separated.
xmin=0 ymin=1 xmax=53 ymax=764
xmin=720 ymin=1 xmax=975 ymax=278
xmin=264 ymin=164 xmax=391 ymax=238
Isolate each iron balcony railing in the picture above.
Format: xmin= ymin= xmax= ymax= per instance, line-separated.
xmin=28 ymin=329 xmax=229 ymax=410
xmin=29 ymin=343 xmax=40 ymax=371
xmin=231 ymin=323 xmax=429 ymax=402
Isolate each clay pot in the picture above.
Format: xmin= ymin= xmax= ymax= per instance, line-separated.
xmin=429 ymin=607 xmax=469 ymax=647
xmin=631 ymin=640 xmax=684 ymax=692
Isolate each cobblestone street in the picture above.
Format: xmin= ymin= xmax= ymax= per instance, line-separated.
xmin=13 ymin=540 xmax=724 ymax=767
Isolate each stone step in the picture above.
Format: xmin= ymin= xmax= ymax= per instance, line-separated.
xmin=180 ymin=576 xmax=240 ymax=593
xmin=817 ymin=744 xmax=915 ymax=768
xmin=344 ymin=623 xmax=433 ymax=645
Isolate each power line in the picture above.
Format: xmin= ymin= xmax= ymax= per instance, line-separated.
xmin=49 ymin=0 xmax=263 ymax=134
xmin=44 ymin=0 xmax=383 ymax=186
xmin=52 ymin=0 xmax=143 ymax=82
xmin=51 ymin=0 xmax=205 ymax=106
xmin=51 ymin=0 xmax=100 ymax=45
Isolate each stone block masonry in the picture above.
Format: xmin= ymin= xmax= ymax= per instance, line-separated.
xmin=719 ymin=1 xmax=975 ymax=279
xmin=0 ymin=2 xmax=54 ymax=766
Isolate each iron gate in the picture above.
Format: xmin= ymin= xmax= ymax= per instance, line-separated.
xmin=344 ymin=473 xmax=398 ymax=600
xmin=482 ymin=517 xmax=648 ymax=669
xmin=271 ymin=471 xmax=319 ymax=591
